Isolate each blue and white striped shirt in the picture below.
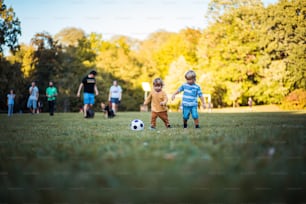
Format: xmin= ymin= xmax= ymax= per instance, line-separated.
xmin=178 ymin=83 xmax=203 ymax=107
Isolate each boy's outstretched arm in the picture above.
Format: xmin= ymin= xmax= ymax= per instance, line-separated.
xmin=171 ymin=90 xmax=180 ymax=101
xmin=200 ymin=96 xmax=206 ymax=109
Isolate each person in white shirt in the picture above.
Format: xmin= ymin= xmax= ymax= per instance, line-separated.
xmin=108 ymin=80 xmax=122 ymax=114
xmin=27 ymin=81 xmax=39 ymax=114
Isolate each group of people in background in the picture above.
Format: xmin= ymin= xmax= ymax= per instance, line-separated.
xmin=26 ymin=81 xmax=58 ymax=116
xmin=6 ymin=81 xmax=58 ymax=117
xmin=7 ymin=69 xmax=206 ymax=129
xmin=76 ymin=70 xmax=122 ymax=118
xmin=6 ymin=70 xmax=123 ymax=118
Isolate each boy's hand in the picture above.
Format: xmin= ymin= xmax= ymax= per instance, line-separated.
xmin=202 ymin=103 xmax=206 ymax=109
xmin=171 ymin=95 xmax=175 ymax=101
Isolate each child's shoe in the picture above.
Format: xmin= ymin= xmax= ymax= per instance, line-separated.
xmin=149 ymin=126 xmax=156 ymax=130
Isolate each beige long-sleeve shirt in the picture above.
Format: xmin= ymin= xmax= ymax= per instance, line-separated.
xmin=144 ymin=90 xmax=168 ymax=112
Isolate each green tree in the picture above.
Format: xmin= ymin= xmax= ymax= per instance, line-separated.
xmin=52 ymin=31 xmax=97 ymax=111
xmin=153 ymin=28 xmax=201 ymax=79
xmin=137 ymin=31 xmax=174 ymax=81
xmin=0 ymin=0 xmax=23 ymax=111
xmin=96 ymin=35 xmax=142 ymax=86
xmin=250 ymin=60 xmax=290 ymax=104
xmin=258 ymin=0 xmax=306 ymax=98
xmin=83 ymin=34 xmax=144 ymax=110
xmin=0 ymin=57 xmax=26 ymax=112
xmin=30 ymin=32 xmax=62 ymax=89
xmin=198 ymin=2 xmax=264 ymax=106
xmin=207 ymin=0 xmax=263 ymax=23
xmin=0 ymin=0 xmax=21 ymax=54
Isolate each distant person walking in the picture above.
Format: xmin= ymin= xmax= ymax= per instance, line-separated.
xmin=172 ymin=70 xmax=206 ymax=128
xmin=77 ymin=70 xmax=99 ymax=118
xmin=27 ymin=81 xmax=39 ymax=114
xmin=143 ymin=78 xmax=171 ymax=129
xmin=46 ymin=81 xmax=58 ymax=116
xmin=248 ymin=97 xmax=253 ymax=110
xmin=108 ymin=80 xmax=122 ymax=114
xmin=7 ymin=89 xmax=15 ymax=116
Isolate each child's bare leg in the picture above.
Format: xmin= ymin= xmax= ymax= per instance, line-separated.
xmin=194 ymin=119 xmax=199 ymax=128
xmin=83 ymin=104 xmax=89 ymax=117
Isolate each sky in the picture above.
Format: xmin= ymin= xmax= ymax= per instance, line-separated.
xmin=8 ymin=0 xmax=278 ymax=44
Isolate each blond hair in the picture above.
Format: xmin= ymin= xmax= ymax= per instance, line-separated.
xmin=185 ymin=70 xmax=196 ymax=80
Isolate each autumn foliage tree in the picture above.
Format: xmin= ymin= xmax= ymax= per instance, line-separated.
xmin=2 ymin=0 xmax=305 ymax=111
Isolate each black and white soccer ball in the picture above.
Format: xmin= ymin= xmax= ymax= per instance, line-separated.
xmin=130 ymin=119 xmax=144 ymax=131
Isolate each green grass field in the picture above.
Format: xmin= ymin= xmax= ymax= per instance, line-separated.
xmin=0 ymin=110 xmax=305 ymax=203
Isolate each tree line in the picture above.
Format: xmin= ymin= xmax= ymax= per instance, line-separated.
xmin=0 ymin=0 xmax=305 ymax=112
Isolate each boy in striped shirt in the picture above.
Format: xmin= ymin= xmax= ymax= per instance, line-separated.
xmin=171 ymin=70 xmax=206 ymax=128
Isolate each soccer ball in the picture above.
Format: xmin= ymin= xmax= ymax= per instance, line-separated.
xmin=130 ymin=119 xmax=144 ymax=131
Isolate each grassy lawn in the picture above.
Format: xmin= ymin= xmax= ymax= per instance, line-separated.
xmin=0 ymin=110 xmax=305 ymax=203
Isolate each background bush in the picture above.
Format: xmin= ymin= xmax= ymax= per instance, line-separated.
xmin=281 ymin=89 xmax=306 ymax=110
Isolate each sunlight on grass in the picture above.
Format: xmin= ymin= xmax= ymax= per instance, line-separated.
xmin=0 ymin=111 xmax=305 ymax=203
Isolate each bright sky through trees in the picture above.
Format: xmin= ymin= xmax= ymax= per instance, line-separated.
xmin=9 ymin=0 xmax=278 ymax=43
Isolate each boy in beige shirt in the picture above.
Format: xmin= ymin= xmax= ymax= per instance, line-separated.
xmin=144 ymin=78 xmax=171 ymax=129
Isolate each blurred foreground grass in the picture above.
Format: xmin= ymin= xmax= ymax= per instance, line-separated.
xmin=0 ymin=111 xmax=305 ymax=203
